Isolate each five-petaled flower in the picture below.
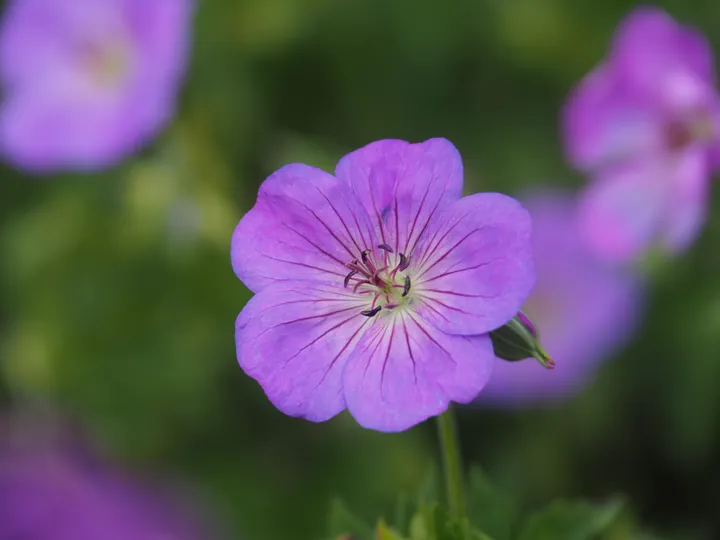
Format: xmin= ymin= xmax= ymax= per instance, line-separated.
xmin=232 ymin=138 xmax=534 ymax=432
xmin=0 ymin=0 xmax=193 ymax=172
xmin=563 ymin=7 xmax=720 ymax=263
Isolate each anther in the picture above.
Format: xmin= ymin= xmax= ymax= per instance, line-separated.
xmin=361 ymin=306 xmax=382 ymax=317
xmin=398 ymin=253 xmax=410 ymax=271
xmin=344 ymin=270 xmax=358 ymax=288
xmin=361 ymin=250 xmax=371 ymax=264
xmin=377 ymin=244 xmax=393 ymax=253
xmin=402 ymin=276 xmax=411 ymax=297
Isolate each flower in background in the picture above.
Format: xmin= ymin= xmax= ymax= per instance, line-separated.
xmin=479 ymin=192 xmax=643 ymax=405
xmin=232 ymin=138 xmax=534 ymax=432
xmin=0 ymin=414 xmax=211 ymax=540
xmin=563 ymin=7 xmax=719 ymax=263
xmin=0 ymin=0 xmax=192 ymax=172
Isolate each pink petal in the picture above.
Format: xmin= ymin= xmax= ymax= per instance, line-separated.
xmin=231 ymin=163 xmax=376 ymax=294
xmin=611 ymin=7 xmax=716 ymax=110
xmin=479 ymin=191 xmax=644 ymax=405
xmin=562 ymin=64 xmax=662 ymax=171
xmin=235 ymin=282 xmax=371 ymax=422
xmin=0 ymin=86 xmax=137 ymax=171
xmin=662 ymin=147 xmax=709 ymax=252
xmin=342 ymin=311 xmax=494 ymax=432
xmin=335 ymin=138 xmax=463 ymax=255
xmin=578 ymin=149 xmax=708 ymax=262
xmin=412 ymin=192 xmax=534 ymax=335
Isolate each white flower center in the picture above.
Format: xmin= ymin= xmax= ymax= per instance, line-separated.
xmin=343 ymin=245 xmax=415 ymax=318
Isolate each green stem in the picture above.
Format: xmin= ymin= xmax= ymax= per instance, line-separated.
xmin=436 ymin=406 xmax=466 ymax=521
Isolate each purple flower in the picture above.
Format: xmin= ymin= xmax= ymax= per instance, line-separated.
xmin=231 ymin=138 xmax=534 ymax=432
xmin=479 ymin=192 xmax=643 ymax=405
xmin=563 ymin=7 xmax=719 ymax=262
xmin=0 ymin=420 xmax=209 ymax=540
xmin=0 ymin=0 xmax=192 ymax=172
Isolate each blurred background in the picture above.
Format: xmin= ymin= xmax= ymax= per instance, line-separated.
xmin=2 ymin=0 xmax=720 ymax=539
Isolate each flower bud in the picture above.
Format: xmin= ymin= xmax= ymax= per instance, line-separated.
xmin=490 ymin=311 xmax=554 ymax=369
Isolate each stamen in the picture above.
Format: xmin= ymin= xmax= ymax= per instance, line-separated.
xmin=361 ymin=306 xmax=382 ymax=317
xmin=345 ymin=260 xmax=370 ymax=278
xmin=398 ymin=253 xmax=410 ymax=271
xmin=377 ymin=244 xmax=393 ymax=253
xmin=384 ymin=303 xmax=399 ymax=310
xmin=344 ymin=270 xmax=358 ymax=288
xmin=361 ymin=249 xmax=377 ymax=274
xmin=402 ymin=276 xmax=411 ymax=297
xmin=353 ymin=280 xmax=372 ymax=292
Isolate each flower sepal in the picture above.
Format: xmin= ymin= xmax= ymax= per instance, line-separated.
xmin=489 ymin=312 xmax=555 ymax=369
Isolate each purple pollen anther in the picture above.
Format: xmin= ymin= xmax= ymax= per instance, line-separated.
xmin=377 ymin=244 xmax=393 ymax=253
xmin=361 ymin=250 xmax=371 ymax=264
xmin=397 ymin=253 xmax=407 ymax=268
xmin=383 ymin=303 xmax=399 ymax=310
xmin=402 ymin=276 xmax=411 ymax=297
xmin=344 ymin=270 xmax=358 ymax=288
xmin=361 ymin=306 xmax=382 ymax=317
xmin=399 ymin=254 xmax=411 ymax=272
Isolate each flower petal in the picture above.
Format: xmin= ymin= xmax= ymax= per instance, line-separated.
xmin=412 ymin=193 xmax=534 ymax=336
xmin=611 ymin=7 xmax=716 ymax=110
xmin=231 ymin=163 xmax=376 ymax=294
xmin=0 ymin=86 xmax=143 ymax=171
xmin=235 ymin=282 xmax=371 ymax=422
xmin=578 ymin=160 xmax=666 ymax=262
xmin=335 ymin=138 xmax=463 ymax=255
xmin=479 ymin=191 xmax=644 ymax=405
xmin=661 ymin=147 xmax=709 ymax=253
xmin=578 ymin=150 xmax=708 ymax=262
xmin=562 ymin=64 xmax=662 ymax=171
xmin=342 ymin=311 xmax=494 ymax=432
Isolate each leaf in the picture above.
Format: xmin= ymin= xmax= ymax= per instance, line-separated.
xmin=408 ymin=502 xmax=494 ymax=540
xmin=517 ymin=498 xmax=626 ymax=540
xmin=377 ymin=519 xmax=410 ymax=540
xmin=326 ymin=498 xmax=375 ymax=540
xmin=466 ymin=467 xmax=519 ymax=540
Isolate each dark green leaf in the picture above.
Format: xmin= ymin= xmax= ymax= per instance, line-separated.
xmin=408 ymin=503 xmax=493 ymax=540
xmin=466 ymin=467 xmax=518 ymax=540
xmin=327 ymin=499 xmax=375 ymax=540
xmin=517 ymin=498 xmax=625 ymax=540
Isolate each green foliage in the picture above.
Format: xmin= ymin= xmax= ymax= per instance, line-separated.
xmin=3 ymin=0 xmax=720 ymax=539
xmin=327 ymin=499 xmax=376 ymax=540
xmin=516 ymin=499 xmax=625 ymax=540
xmin=327 ymin=469 xmax=662 ymax=540
xmin=466 ymin=468 xmax=518 ymax=540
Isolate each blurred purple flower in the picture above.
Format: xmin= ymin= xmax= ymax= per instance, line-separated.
xmin=479 ymin=192 xmax=643 ymax=405
xmin=0 ymin=0 xmax=192 ymax=172
xmin=0 ymin=417 xmax=210 ymax=540
xmin=232 ymin=138 xmax=534 ymax=432
xmin=563 ymin=7 xmax=719 ymax=262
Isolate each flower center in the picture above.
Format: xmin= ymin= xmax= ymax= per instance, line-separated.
xmin=343 ymin=244 xmax=413 ymax=317
xmin=79 ymin=38 xmax=133 ymax=90
xmin=665 ymin=111 xmax=715 ymax=151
